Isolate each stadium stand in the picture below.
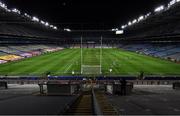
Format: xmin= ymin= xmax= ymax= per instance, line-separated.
xmin=0 ymin=46 xmax=19 ymax=54
xmin=116 ymin=1 xmax=180 ymax=64
xmin=0 ymin=55 xmax=22 ymax=61
xmin=122 ymin=1 xmax=180 ymax=40
xmin=0 ymin=60 xmax=7 ymax=64
xmin=0 ymin=2 xmax=73 ymax=43
xmin=166 ymin=53 xmax=180 ymax=61
xmin=0 ymin=44 xmax=64 ymax=63
xmin=120 ymin=44 xmax=180 ymax=62
xmin=0 ymin=51 xmax=8 ymax=56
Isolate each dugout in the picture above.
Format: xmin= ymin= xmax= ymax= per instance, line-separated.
xmin=46 ymin=82 xmax=80 ymax=95
xmin=173 ymin=82 xmax=180 ymax=89
xmin=0 ymin=81 xmax=8 ymax=89
xmin=106 ymin=82 xmax=133 ymax=95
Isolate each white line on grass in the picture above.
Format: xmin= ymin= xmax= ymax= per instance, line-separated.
xmin=63 ymin=53 xmax=80 ymax=74
xmin=64 ymin=63 xmax=73 ymax=74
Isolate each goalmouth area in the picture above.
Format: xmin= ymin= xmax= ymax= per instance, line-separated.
xmin=80 ymin=37 xmax=102 ymax=75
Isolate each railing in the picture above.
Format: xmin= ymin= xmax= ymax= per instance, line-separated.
xmin=92 ymin=89 xmax=118 ymax=115
xmin=1 ymin=75 xmax=180 ymax=81
xmin=92 ymin=89 xmax=102 ymax=115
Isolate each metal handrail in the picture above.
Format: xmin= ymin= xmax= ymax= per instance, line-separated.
xmin=92 ymin=89 xmax=102 ymax=115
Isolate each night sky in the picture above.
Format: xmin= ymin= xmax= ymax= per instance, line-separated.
xmin=3 ymin=0 xmax=170 ymax=30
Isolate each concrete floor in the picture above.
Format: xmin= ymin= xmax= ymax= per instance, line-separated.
xmin=107 ymin=85 xmax=180 ymax=115
xmin=0 ymin=84 xmax=77 ymax=115
xmin=1 ymin=84 xmax=180 ymax=115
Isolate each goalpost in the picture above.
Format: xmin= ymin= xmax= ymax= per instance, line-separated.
xmin=81 ymin=36 xmax=102 ymax=75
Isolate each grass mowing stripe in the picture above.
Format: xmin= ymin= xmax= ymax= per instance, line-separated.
xmin=61 ymin=49 xmax=80 ymax=74
xmin=29 ymin=49 xmax=76 ymax=75
xmin=23 ymin=49 xmax=77 ymax=75
xmin=102 ymin=48 xmax=180 ymax=75
xmin=107 ymin=49 xmax=139 ymax=75
xmin=52 ymin=49 xmax=80 ymax=75
xmin=112 ymin=49 xmax=158 ymax=75
xmin=111 ymin=49 xmax=135 ymax=75
xmin=102 ymin=49 xmax=122 ymax=75
xmin=0 ymin=48 xmax=179 ymax=76
xmin=0 ymin=50 xmax=66 ymax=72
xmin=116 ymin=48 xmax=180 ymax=75
xmin=64 ymin=49 xmax=81 ymax=74
xmin=0 ymin=49 xmax=72 ymax=75
xmin=113 ymin=49 xmax=178 ymax=75
xmin=44 ymin=49 xmax=77 ymax=75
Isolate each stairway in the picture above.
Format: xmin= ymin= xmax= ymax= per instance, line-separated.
xmin=95 ymin=91 xmax=118 ymax=115
xmin=66 ymin=91 xmax=93 ymax=115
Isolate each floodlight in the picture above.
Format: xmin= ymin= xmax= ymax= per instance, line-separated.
xmin=11 ymin=8 xmax=21 ymax=14
xmin=112 ymin=28 xmax=118 ymax=31
xmin=40 ymin=20 xmax=45 ymax=24
xmin=146 ymin=12 xmax=151 ymax=17
xmin=53 ymin=26 xmax=57 ymax=30
xmin=116 ymin=30 xmax=124 ymax=35
xmin=50 ymin=25 xmax=54 ymax=28
xmin=128 ymin=21 xmax=132 ymax=26
xmin=168 ymin=0 xmax=176 ymax=7
xmin=121 ymin=25 xmax=127 ymax=29
xmin=45 ymin=22 xmax=49 ymax=26
xmin=32 ymin=17 xmax=39 ymax=22
xmin=24 ymin=13 xmax=28 ymax=16
xmin=24 ymin=13 xmax=31 ymax=18
xmin=138 ymin=16 xmax=144 ymax=21
xmin=0 ymin=2 xmax=7 ymax=9
xmin=67 ymin=29 xmax=71 ymax=32
xmin=154 ymin=5 xmax=164 ymax=12
xmin=121 ymin=25 xmax=125 ymax=29
xmin=132 ymin=19 xmax=137 ymax=24
xmin=64 ymin=28 xmax=71 ymax=32
xmin=12 ymin=8 xmax=17 ymax=12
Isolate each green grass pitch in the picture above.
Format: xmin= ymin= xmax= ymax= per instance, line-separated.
xmin=0 ymin=48 xmax=179 ymax=76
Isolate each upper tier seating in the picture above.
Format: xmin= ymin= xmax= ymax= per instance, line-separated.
xmin=121 ymin=44 xmax=180 ymax=62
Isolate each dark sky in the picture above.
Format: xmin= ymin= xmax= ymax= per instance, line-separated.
xmin=3 ymin=0 xmax=170 ymax=30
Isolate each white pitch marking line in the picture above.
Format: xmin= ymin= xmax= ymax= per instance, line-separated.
xmin=64 ymin=63 xmax=73 ymax=74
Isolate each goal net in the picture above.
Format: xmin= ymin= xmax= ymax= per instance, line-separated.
xmin=81 ymin=65 xmax=101 ymax=75
xmin=81 ymin=37 xmax=102 ymax=75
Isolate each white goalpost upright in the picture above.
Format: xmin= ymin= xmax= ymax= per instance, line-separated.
xmin=100 ymin=36 xmax=102 ymax=74
xmin=80 ymin=36 xmax=103 ymax=75
xmin=81 ymin=36 xmax=83 ymax=74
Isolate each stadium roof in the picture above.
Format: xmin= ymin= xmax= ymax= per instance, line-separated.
xmin=3 ymin=0 xmax=170 ymax=30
